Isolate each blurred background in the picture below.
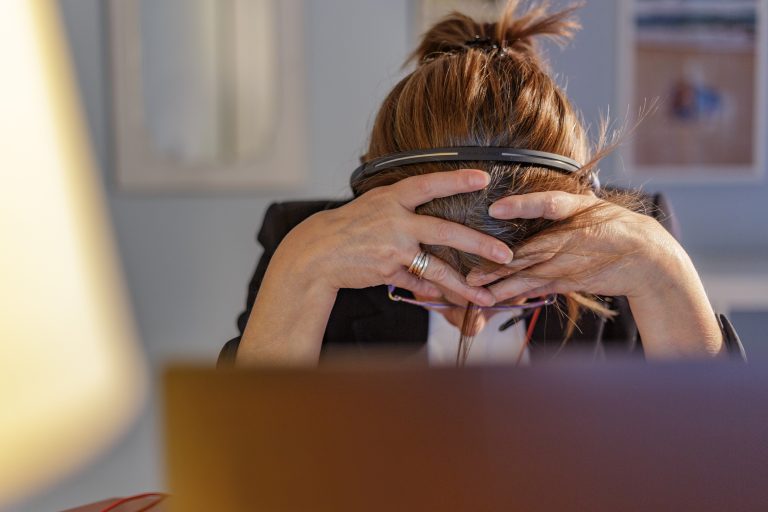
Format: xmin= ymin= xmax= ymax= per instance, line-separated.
xmin=9 ymin=0 xmax=766 ymax=509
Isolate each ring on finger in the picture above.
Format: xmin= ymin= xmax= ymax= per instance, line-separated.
xmin=407 ymin=250 xmax=430 ymax=279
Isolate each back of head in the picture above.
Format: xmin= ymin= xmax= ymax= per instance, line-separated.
xmin=356 ymin=0 xmax=642 ymax=338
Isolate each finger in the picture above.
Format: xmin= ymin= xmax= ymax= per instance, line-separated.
xmin=416 ymin=254 xmax=496 ymax=307
xmin=488 ymin=275 xmax=552 ymax=303
xmin=465 ymin=255 xmax=548 ymax=286
xmin=465 ymin=233 xmax=570 ymax=285
xmin=396 ymin=169 xmax=490 ymax=210
xmin=389 ymin=270 xmax=443 ymax=299
xmin=412 ymin=216 xmax=513 ymax=264
xmin=489 ymin=191 xmax=599 ymax=220
xmin=487 ymin=251 xmax=590 ymax=302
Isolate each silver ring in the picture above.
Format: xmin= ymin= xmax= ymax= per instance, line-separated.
xmin=407 ymin=250 xmax=430 ymax=279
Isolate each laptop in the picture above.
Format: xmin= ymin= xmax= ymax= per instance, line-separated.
xmin=164 ymin=361 xmax=767 ymax=511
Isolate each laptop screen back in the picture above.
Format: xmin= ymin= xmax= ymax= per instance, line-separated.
xmin=164 ymin=362 xmax=767 ymax=512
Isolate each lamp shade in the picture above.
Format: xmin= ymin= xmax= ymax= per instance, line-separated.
xmin=0 ymin=1 xmax=146 ymax=507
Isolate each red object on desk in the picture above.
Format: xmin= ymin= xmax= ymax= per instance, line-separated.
xmin=61 ymin=493 xmax=167 ymax=512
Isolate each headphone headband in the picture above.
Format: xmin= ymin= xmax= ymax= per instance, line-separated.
xmin=350 ymin=146 xmax=599 ymax=195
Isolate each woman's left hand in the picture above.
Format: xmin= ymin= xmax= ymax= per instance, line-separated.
xmin=465 ymin=191 xmax=678 ymax=301
xmin=466 ymin=191 xmax=724 ymax=358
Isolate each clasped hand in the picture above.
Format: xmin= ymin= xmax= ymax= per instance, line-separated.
xmin=284 ymin=169 xmax=685 ymax=307
xmin=255 ymin=168 xmax=721 ymax=361
xmin=468 ymin=190 xmax=685 ymax=304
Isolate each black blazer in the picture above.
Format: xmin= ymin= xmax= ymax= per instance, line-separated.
xmin=219 ymin=195 xmax=745 ymax=365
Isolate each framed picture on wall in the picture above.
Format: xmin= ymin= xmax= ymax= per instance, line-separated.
xmin=109 ymin=0 xmax=307 ymax=192
xmin=617 ymin=0 xmax=768 ymax=182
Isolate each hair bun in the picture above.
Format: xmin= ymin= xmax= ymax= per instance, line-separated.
xmin=410 ymin=0 xmax=581 ymax=65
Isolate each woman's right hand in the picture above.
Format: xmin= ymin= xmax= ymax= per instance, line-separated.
xmin=238 ymin=169 xmax=513 ymax=365
xmin=274 ymin=169 xmax=513 ymax=306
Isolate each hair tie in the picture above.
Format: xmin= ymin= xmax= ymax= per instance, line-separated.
xmin=464 ymin=35 xmax=499 ymax=51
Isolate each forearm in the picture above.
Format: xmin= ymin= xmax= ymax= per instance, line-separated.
xmin=628 ymin=246 xmax=723 ymax=359
xmin=236 ymin=243 xmax=338 ymax=366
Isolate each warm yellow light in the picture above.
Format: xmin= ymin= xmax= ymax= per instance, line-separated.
xmin=0 ymin=1 xmax=146 ymax=507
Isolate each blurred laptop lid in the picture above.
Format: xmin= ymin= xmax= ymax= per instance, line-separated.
xmin=164 ymin=362 xmax=767 ymax=512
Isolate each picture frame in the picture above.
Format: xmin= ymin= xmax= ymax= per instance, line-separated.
xmin=108 ymin=0 xmax=307 ymax=192
xmin=616 ymin=0 xmax=768 ymax=183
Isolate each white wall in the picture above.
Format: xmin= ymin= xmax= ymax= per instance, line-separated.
xmin=14 ymin=0 xmax=766 ymax=509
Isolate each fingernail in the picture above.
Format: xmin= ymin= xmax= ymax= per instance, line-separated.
xmin=476 ymin=289 xmax=495 ymax=307
xmin=470 ymin=172 xmax=491 ymax=187
xmin=493 ymin=246 xmax=514 ymax=264
xmin=488 ymin=204 xmax=509 ymax=218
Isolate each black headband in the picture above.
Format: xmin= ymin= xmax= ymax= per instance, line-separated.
xmin=350 ymin=146 xmax=599 ymax=196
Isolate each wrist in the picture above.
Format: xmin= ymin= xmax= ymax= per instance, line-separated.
xmin=272 ymin=213 xmax=340 ymax=296
xmin=627 ymin=242 xmax=723 ymax=357
xmin=629 ymin=222 xmax=693 ymax=301
xmin=267 ymin=244 xmax=340 ymax=304
xmin=622 ymin=221 xmax=724 ymax=357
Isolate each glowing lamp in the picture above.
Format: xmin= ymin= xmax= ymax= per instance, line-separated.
xmin=0 ymin=1 xmax=146 ymax=507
